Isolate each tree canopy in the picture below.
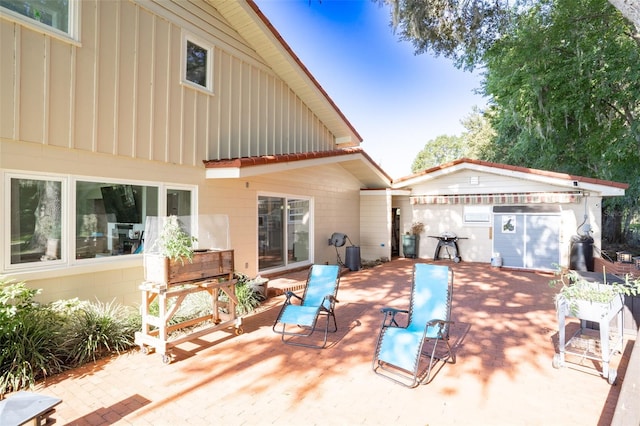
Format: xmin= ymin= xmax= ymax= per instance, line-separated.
xmin=482 ymin=0 xmax=639 ymax=237
xmin=380 ymin=0 xmax=640 ymax=70
xmin=411 ymin=107 xmax=494 ymax=172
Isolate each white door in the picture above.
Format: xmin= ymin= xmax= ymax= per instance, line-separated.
xmin=493 ymin=212 xmax=560 ymax=270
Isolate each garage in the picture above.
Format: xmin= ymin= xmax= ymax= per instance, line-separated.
xmin=378 ymin=159 xmax=627 ymax=271
xmin=493 ymin=206 xmax=561 ymax=270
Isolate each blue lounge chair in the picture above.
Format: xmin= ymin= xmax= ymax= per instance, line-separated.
xmin=372 ymin=263 xmax=455 ymax=387
xmin=272 ymin=264 xmax=340 ymax=348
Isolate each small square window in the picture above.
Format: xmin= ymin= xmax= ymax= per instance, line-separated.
xmin=186 ymin=41 xmax=207 ymax=87
xmin=183 ymin=34 xmax=213 ymax=91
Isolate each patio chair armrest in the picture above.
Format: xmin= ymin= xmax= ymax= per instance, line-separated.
xmin=319 ymin=294 xmax=339 ymax=312
xmin=326 ymin=294 xmax=339 ymax=304
xmin=427 ymin=319 xmax=455 ymax=336
xmin=284 ymin=291 xmax=303 ymax=304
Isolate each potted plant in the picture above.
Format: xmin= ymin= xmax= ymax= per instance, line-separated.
xmin=143 ymin=216 xmax=234 ymax=286
xmin=155 ymin=215 xmax=197 ymax=265
xmin=550 ymin=268 xmax=640 ymax=321
xmin=402 ymin=222 xmax=424 ymax=259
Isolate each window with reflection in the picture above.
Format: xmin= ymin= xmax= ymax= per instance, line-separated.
xmin=6 ymin=173 xmax=195 ymax=271
xmin=75 ymin=181 xmax=158 ymax=259
xmin=1 ymin=0 xmax=73 ymax=35
xmin=10 ymin=177 xmax=64 ymax=265
xmin=258 ymin=196 xmax=310 ymax=270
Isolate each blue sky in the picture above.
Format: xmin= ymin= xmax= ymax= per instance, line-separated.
xmin=254 ymin=0 xmax=486 ymax=179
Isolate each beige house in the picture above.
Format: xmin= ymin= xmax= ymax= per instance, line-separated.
xmin=0 ymin=0 xmax=390 ymax=305
xmin=0 ymin=1 xmax=627 ymax=307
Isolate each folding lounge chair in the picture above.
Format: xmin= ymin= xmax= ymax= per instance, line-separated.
xmin=372 ymin=263 xmax=455 ymax=387
xmin=272 ymin=264 xmax=340 ymax=348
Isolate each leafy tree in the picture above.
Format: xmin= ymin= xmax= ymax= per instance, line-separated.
xmin=412 ymin=134 xmax=464 ymax=172
xmin=379 ymin=0 xmax=513 ymax=70
xmin=460 ymin=106 xmax=496 ymax=160
xmin=379 ymin=0 xmax=640 ymax=71
xmin=411 ymin=107 xmax=495 ymax=172
xmin=482 ymin=0 xmax=640 ymax=241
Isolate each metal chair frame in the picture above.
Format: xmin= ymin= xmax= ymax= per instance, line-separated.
xmin=372 ymin=263 xmax=455 ymax=387
xmin=272 ymin=264 xmax=340 ymax=349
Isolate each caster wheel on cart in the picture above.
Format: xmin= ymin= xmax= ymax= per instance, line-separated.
xmin=140 ymin=346 xmax=150 ymax=355
xmin=552 ymin=354 xmax=562 ymax=369
xmin=235 ymin=326 xmax=244 ymax=336
xmin=161 ymin=354 xmax=171 ymax=365
xmin=607 ymin=369 xmax=617 ymax=385
xmin=453 ymin=256 xmax=461 ymax=263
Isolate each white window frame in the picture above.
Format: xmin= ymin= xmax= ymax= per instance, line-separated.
xmin=164 ymin=184 xmax=198 ymax=242
xmin=181 ymin=32 xmax=214 ymax=93
xmin=0 ymin=0 xmax=80 ymax=44
xmin=257 ymin=192 xmax=313 ymax=273
xmin=4 ymin=172 xmax=68 ymax=271
xmin=2 ymin=170 xmax=197 ymax=273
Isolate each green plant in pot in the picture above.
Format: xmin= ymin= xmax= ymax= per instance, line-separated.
xmin=550 ymin=267 xmax=640 ymax=318
xmin=155 ymin=215 xmax=197 ymax=265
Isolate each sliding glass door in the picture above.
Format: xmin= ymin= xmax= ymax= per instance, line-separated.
xmin=258 ymin=196 xmax=310 ymax=270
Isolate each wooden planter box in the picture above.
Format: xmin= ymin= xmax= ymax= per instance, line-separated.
xmin=144 ymin=249 xmax=234 ymax=285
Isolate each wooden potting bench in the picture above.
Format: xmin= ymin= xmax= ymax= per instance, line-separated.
xmin=134 ymin=249 xmax=242 ymax=364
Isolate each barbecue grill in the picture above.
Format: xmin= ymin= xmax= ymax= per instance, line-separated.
xmin=428 ymin=232 xmax=467 ymax=263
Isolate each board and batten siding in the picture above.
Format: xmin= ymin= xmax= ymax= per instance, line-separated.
xmin=0 ymin=0 xmax=336 ymax=166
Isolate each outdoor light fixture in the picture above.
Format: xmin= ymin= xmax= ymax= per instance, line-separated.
xmin=617 ymin=251 xmax=632 ymax=263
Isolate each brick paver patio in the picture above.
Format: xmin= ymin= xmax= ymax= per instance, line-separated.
xmin=23 ymin=258 xmax=633 ymax=425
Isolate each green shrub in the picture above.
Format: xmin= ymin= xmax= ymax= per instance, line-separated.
xmin=0 ymin=277 xmax=65 ymax=396
xmin=61 ymin=299 xmax=139 ymax=366
xmin=234 ymin=274 xmax=262 ymax=316
xmin=148 ymin=291 xmax=213 ymax=327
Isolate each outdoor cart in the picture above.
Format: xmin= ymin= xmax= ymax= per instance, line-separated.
xmin=135 ymin=249 xmax=242 ymax=364
xmin=553 ymin=272 xmax=625 ymax=385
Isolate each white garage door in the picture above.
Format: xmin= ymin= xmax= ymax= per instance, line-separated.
xmin=493 ymin=206 xmax=561 ymax=270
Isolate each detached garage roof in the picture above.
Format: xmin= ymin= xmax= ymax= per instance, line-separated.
xmin=393 ymin=158 xmax=628 ymax=197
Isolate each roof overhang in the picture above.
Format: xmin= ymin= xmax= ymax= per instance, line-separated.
xmin=392 ymin=158 xmax=628 ymax=197
xmin=204 ymin=148 xmax=392 ymax=188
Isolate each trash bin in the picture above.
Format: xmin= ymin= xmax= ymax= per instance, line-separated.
xmin=402 ymin=235 xmax=417 ymax=258
xmin=569 ymin=235 xmax=594 ymax=271
xmin=345 ymin=246 xmax=361 ymax=271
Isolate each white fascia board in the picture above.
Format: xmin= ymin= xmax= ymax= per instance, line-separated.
xmin=205 ymin=152 xmax=368 ymax=180
xmin=394 ymin=162 xmax=625 ymax=196
xmin=578 ymin=183 xmax=626 ymax=197
xmin=205 ymin=168 xmax=242 ymax=179
xmin=360 ymin=189 xmax=411 ymax=196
